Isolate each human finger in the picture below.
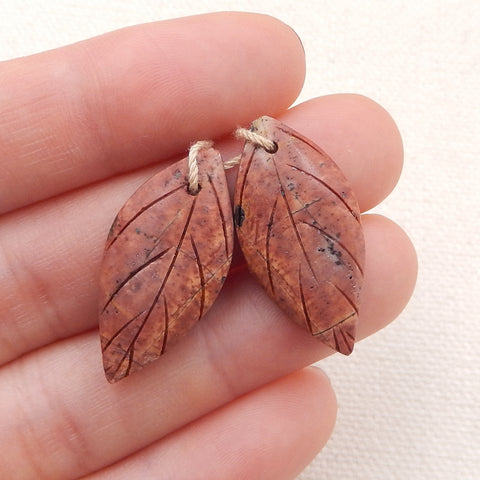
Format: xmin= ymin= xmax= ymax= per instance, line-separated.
xmin=82 ymin=368 xmax=336 ymax=480
xmin=0 ymin=215 xmax=416 ymax=480
xmin=279 ymin=94 xmax=404 ymax=212
xmin=0 ymin=12 xmax=305 ymax=214
xmin=0 ymin=95 xmax=403 ymax=364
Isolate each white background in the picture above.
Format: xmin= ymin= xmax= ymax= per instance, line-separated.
xmin=1 ymin=1 xmax=478 ymax=479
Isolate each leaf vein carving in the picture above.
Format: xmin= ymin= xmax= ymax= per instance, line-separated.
xmin=109 ymin=196 xmax=198 ymax=373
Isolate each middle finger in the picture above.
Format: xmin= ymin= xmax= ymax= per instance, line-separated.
xmin=0 ymin=213 xmax=416 ymax=480
xmin=0 ymin=94 xmax=403 ymax=365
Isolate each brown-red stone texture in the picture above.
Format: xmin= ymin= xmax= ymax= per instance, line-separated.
xmin=234 ymin=117 xmax=365 ymax=355
xmin=98 ymin=116 xmax=365 ymax=383
xmin=99 ymin=148 xmax=233 ymax=383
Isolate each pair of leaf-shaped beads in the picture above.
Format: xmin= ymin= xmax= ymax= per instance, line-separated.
xmin=99 ymin=116 xmax=365 ymax=382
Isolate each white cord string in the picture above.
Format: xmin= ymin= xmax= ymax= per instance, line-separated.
xmin=223 ymin=156 xmax=241 ymax=170
xmin=188 ymin=140 xmax=213 ymax=194
xmin=234 ymin=127 xmax=277 ymax=153
xmin=187 ymin=125 xmax=277 ymax=190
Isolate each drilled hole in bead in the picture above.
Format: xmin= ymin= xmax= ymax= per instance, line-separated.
xmin=265 ymin=141 xmax=278 ymax=154
xmin=188 ymin=183 xmax=202 ymax=196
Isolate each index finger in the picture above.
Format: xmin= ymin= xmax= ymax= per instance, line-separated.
xmin=0 ymin=12 xmax=305 ymax=214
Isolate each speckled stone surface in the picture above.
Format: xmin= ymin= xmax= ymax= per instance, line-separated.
xmin=234 ymin=116 xmax=365 ymax=354
xmin=99 ymin=148 xmax=233 ymax=382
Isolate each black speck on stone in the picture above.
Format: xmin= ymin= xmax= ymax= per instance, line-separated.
xmin=234 ymin=205 xmax=245 ymax=227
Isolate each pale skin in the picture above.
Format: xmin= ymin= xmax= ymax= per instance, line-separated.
xmin=0 ymin=12 xmax=417 ymax=480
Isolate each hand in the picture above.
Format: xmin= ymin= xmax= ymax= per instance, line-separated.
xmin=0 ymin=12 xmax=417 ymax=480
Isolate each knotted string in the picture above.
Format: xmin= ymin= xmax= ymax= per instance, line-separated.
xmin=187 ymin=140 xmax=213 ymax=195
xmin=187 ymin=126 xmax=275 ymax=193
